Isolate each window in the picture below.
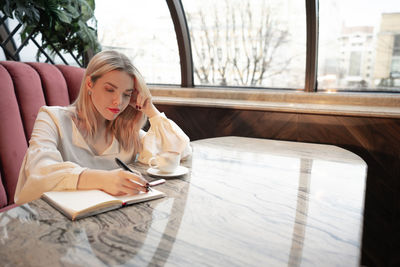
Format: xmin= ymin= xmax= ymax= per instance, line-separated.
xmin=391 ymin=35 xmax=400 ymax=85
xmin=2 ymin=1 xmax=399 ymax=94
xmin=95 ymin=0 xmax=180 ymax=84
xmin=349 ymin=51 xmax=361 ymax=76
xmin=318 ymin=0 xmax=400 ymax=92
xmin=182 ymin=0 xmax=306 ymax=89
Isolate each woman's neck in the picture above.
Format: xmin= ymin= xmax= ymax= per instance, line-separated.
xmin=93 ymin=109 xmax=106 ymax=129
xmin=88 ymin=110 xmax=112 ymax=155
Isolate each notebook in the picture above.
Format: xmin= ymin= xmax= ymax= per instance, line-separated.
xmin=42 ymin=189 xmax=165 ymax=220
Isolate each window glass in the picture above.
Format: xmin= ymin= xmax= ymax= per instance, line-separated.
xmin=95 ymin=0 xmax=180 ymax=84
xmin=182 ymin=0 xmax=306 ymax=89
xmin=318 ymin=0 xmax=400 ymax=92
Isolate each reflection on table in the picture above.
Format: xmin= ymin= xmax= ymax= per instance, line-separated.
xmin=0 ymin=136 xmax=367 ymax=266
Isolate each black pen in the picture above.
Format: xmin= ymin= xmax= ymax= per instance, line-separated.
xmin=115 ymin=157 xmax=152 ymax=192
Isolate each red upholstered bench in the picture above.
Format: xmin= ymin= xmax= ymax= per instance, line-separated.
xmin=0 ymin=61 xmax=84 ymax=211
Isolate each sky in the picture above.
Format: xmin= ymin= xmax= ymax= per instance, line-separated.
xmin=337 ymin=0 xmax=400 ymax=26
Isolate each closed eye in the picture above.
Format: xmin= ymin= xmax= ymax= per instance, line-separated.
xmin=105 ymin=86 xmax=115 ymax=93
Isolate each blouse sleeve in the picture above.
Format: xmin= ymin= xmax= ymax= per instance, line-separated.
xmin=137 ymin=112 xmax=192 ymax=164
xmin=14 ymin=108 xmax=86 ymax=205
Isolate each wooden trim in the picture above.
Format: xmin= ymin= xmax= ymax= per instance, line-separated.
xmin=305 ymin=0 xmax=319 ymax=92
xmin=149 ymin=86 xmax=400 ymax=118
xmin=166 ymin=0 xmax=194 ymax=87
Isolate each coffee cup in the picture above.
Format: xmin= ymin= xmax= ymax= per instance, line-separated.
xmin=149 ymin=151 xmax=180 ymax=173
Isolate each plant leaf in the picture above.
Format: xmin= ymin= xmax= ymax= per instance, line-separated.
xmin=55 ymin=10 xmax=72 ymax=24
xmin=2 ymin=0 xmax=14 ymax=18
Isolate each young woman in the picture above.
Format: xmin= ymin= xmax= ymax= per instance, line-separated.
xmin=14 ymin=50 xmax=191 ymax=205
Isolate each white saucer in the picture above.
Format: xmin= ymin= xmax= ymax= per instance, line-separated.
xmin=146 ymin=166 xmax=189 ymax=177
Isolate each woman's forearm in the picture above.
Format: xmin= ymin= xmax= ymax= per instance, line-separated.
xmin=77 ymin=169 xmax=104 ymax=190
xmin=143 ymin=102 xmax=161 ymax=118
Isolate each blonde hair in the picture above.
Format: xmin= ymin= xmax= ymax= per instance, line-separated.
xmin=73 ymin=50 xmax=147 ymax=154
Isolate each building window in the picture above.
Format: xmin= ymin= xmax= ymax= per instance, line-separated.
xmin=349 ymin=51 xmax=361 ymax=76
xmin=388 ymin=35 xmax=400 ymax=86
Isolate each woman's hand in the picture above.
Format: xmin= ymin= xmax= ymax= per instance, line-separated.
xmin=130 ymin=76 xmax=160 ymax=118
xmin=78 ymin=169 xmax=149 ymax=196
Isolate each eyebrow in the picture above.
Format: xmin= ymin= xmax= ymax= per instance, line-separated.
xmin=104 ymin=82 xmax=117 ymax=88
xmin=105 ymin=82 xmax=134 ymax=92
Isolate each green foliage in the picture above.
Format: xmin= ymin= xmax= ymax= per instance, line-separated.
xmin=0 ymin=0 xmax=101 ymax=65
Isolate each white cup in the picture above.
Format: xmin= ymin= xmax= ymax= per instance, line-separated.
xmin=149 ymin=151 xmax=180 ymax=173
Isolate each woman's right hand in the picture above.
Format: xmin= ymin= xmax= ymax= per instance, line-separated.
xmin=78 ymin=169 xmax=149 ymax=196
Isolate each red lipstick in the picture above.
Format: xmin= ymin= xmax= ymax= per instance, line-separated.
xmin=108 ymin=108 xmax=120 ymax=114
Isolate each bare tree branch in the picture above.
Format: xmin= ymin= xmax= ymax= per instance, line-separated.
xmin=188 ymin=0 xmax=292 ymax=87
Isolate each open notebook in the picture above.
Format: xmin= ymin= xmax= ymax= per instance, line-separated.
xmin=42 ymin=189 xmax=165 ymax=220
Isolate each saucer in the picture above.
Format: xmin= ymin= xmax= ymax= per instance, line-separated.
xmin=146 ymin=166 xmax=189 ymax=177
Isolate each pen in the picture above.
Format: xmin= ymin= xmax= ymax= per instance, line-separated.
xmin=115 ymin=157 xmax=152 ymax=192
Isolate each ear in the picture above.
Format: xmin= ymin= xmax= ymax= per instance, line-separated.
xmin=85 ymin=76 xmax=93 ymax=89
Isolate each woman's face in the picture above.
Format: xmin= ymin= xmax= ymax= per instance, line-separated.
xmin=88 ymin=70 xmax=133 ymax=121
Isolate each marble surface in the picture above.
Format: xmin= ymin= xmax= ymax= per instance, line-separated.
xmin=0 ymin=137 xmax=367 ymax=267
xmin=156 ymin=104 xmax=400 ymax=266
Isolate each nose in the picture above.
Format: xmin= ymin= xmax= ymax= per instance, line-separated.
xmin=112 ymin=93 xmax=123 ymax=106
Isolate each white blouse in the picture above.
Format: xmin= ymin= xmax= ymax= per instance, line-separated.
xmin=14 ymin=106 xmax=191 ymax=205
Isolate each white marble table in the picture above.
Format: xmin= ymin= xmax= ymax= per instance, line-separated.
xmin=0 ymin=137 xmax=367 ymax=266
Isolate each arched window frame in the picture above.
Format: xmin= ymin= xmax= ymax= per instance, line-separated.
xmin=166 ymin=0 xmax=194 ymax=87
xmin=163 ymin=0 xmax=400 ymax=118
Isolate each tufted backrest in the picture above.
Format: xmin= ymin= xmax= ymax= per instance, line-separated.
xmin=0 ymin=61 xmax=84 ymax=210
